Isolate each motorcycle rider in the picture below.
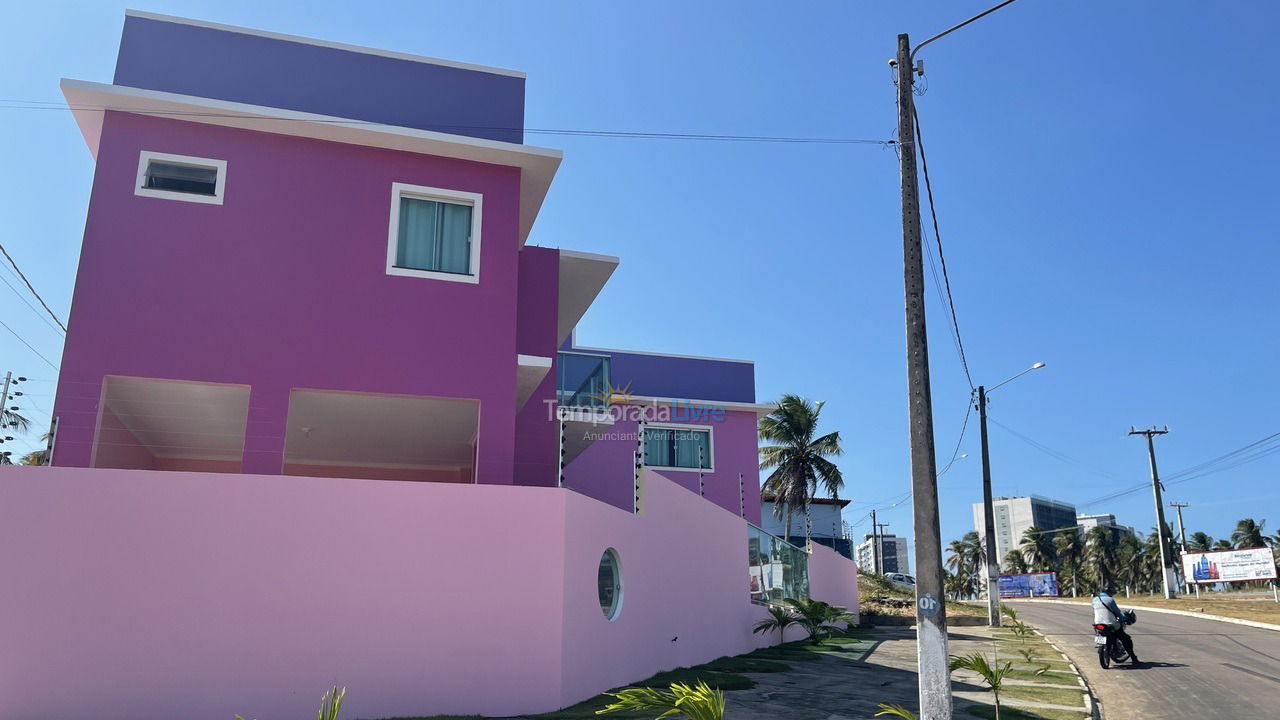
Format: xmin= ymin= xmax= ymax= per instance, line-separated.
xmin=1092 ymin=585 xmax=1139 ymax=663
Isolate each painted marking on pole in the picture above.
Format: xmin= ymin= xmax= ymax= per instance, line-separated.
xmin=918 ymin=593 xmax=941 ymax=618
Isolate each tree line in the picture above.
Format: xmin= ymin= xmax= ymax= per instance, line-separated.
xmin=945 ymin=518 xmax=1276 ymax=599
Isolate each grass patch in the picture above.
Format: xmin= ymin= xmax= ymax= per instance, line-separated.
xmin=532 ymin=653 xmax=781 ymax=719
xmin=1001 ymin=684 xmax=1086 ymax=707
xmin=700 ymin=655 xmax=791 ymax=673
xmin=965 ymin=704 xmax=1087 ymax=720
xmin=1005 ymin=668 xmax=1077 ymax=683
xmin=377 ymin=716 xmax=483 ymax=720
xmin=993 ymin=644 xmax=1070 ymax=664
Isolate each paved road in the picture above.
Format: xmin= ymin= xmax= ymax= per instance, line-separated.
xmin=1015 ymin=601 xmax=1280 ymax=719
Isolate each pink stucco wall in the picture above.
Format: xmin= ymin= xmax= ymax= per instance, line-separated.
xmin=55 ymin=110 xmax=535 ymax=484
xmin=0 ymin=465 xmax=857 ymax=719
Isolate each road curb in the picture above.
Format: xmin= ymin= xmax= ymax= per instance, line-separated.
xmin=1031 ymin=627 xmax=1101 ymax=720
xmin=1008 ymin=598 xmax=1280 ymax=633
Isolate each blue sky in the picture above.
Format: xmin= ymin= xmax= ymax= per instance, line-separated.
xmin=3 ymin=1 xmax=1278 ymax=555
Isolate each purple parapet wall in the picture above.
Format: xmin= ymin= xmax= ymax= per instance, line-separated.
xmin=562 ymin=411 xmax=762 ymax=524
xmin=564 ymin=339 xmax=756 ymax=404
xmin=114 ymin=12 xmax=525 ymax=143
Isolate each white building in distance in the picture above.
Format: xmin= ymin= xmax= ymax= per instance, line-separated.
xmin=973 ymin=495 xmax=1078 ymax=562
xmin=856 ymin=533 xmax=910 ymax=575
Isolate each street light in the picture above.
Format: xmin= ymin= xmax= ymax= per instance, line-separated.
xmin=977 ymin=361 xmax=1046 ymax=628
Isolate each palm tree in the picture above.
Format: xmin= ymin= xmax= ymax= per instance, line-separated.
xmin=1052 ymin=529 xmax=1084 ymax=597
xmin=1002 ymin=550 xmax=1028 ymax=574
xmin=600 ymin=681 xmax=725 ymax=720
xmin=1019 ymin=526 xmax=1055 ymax=572
xmin=1212 ymin=538 xmax=1234 ymax=550
xmin=782 ymin=598 xmax=855 ymax=645
xmin=1185 ymin=532 xmax=1214 ymax=553
xmin=1137 ymin=529 xmax=1167 ymax=593
xmin=1231 ymin=518 xmax=1268 ymax=549
xmin=1083 ymin=526 xmax=1116 ymax=592
xmin=751 ymin=604 xmax=797 ymax=645
xmin=0 ymin=409 xmax=33 ymax=465
xmin=946 ymin=531 xmax=985 ymax=598
xmin=949 ymin=653 xmax=1013 ymax=720
xmin=1114 ymin=534 xmax=1143 ymax=596
xmin=759 ymin=395 xmax=844 ymax=539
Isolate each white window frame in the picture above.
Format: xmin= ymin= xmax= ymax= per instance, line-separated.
xmin=644 ymin=422 xmax=715 ymax=472
xmin=134 ymin=151 xmax=227 ymax=205
xmin=386 ymin=182 xmax=483 ymax=284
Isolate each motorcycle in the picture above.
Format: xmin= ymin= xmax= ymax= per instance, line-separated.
xmin=1093 ymin=609 xmax=1138 ymax=669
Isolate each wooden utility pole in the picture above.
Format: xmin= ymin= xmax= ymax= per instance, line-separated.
xmin=1130 ymin=426 xmax=1176 ymax=599
xmin=896 ymin=31 xmax=951 ymax=719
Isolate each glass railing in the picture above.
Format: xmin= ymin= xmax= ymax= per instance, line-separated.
xmin=747 ymin=524 xmax=810 ymax=605
xmin=557 ymin=352 xmax=610 ymax=408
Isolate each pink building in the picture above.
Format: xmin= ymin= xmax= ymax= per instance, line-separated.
xmin=0 ymin=12 xmax=858 ymax=719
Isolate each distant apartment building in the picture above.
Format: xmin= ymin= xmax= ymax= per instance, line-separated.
xmin=1076 ymin=513 xmax=1135 ymax=545
xmin=856 ymin=533 xmax=910 ymax=574
xmin=760 ymin=495 xmax=853 ymax=559
xmin=973 ymin=495 xmax=1078 ymax=561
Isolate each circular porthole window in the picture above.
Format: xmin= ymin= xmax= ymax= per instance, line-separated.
xmin=598 ymin=548 xmax=623 ymax=621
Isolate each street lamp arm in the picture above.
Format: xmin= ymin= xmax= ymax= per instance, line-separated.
xmin=986 ymin=362 xmax=1047 ymax=394
xmin=910 ymin=0 xmax=1026 ymax=63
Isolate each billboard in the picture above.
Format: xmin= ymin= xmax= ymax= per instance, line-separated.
xmin=1182 ymin=547 xmax=1278 ymax=584
xmin=998 ymin=571 xmax=1059 ymax=598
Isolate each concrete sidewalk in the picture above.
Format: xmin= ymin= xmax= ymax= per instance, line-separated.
xmin=723 ymin=626 xmax=1090 ymax=719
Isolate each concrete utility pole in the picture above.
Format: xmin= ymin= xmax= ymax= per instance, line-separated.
xmin=894 ymin=4 xmax=1025 ymax=715
xmin=895 ymin=31 xmax=951 ymax=719
xmin=876 ymin=521 xmax=892 ymax=572
xmin=0 ymin=371 xmax=12 ymax=464
xmin=976 ymin=385 xmax=1001 ymax=626
xmin=1130 ymin=426 xmax=1176 ymax=599
xmin=1171 ymin=501 xmax=1198 ymax=599
xmin=870 ymin=508 xmax=880 ymax=574
xmin=0 ymin=372 xmax=12 ymax=422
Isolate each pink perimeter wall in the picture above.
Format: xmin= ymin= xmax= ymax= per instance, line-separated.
xmin=0 ymin=466 xmax=857 ymax=719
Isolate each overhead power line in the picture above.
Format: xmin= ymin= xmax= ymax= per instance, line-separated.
xmin=0 ymin=99 xmax=893 ymax=146
xmin=0 ymin=317 xmax=59 ymax=370
xmin=913 ymin=105 xmax=973 ymax=391
xmin=0 ymin=271 xmax=64 ymax=336
xmin=0 ymin=242 xmax=66 ymax=332
xmin=986 ymin=417 xmax=1119 ymax=480
xmin=1078 ymin=429 xmax=1280 ymax=509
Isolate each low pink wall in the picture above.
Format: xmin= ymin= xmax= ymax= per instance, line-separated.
xmin=0 ymin=466 xmax=858 ymax=719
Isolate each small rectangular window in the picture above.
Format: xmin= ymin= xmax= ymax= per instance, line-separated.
xmin=643 ymin=425 xmax=713 ymax=470
xmin=146 ymin=162 xmax=217 ymax=195
xmin=135 ymin=151 xmax=227 ymax=205
xmin=386 ymin=183 xmax=483 ymax=283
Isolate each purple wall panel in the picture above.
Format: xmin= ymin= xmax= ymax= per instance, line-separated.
xmin=114 ymin=15 xmax=525 ymax=142
xmin=514 ymin=247 xmax=560 ymax=486
xmin=562 ymin=339 xmax=756 ymax=404
xmin=54 ymin=111 xmax=544 ymax=483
